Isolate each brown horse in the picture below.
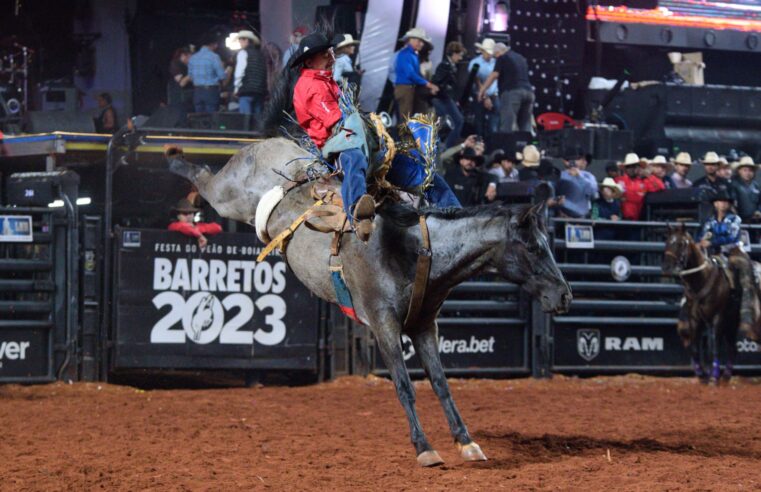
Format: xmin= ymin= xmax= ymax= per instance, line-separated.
xmin=662 ymin=224 xmax=738 ymax=382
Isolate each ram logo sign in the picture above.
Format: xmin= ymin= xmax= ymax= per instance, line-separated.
xmin=577 ymin=330 xmax=664 ymax=361
xmin=577 ymin=329 xmax=600 ymax=361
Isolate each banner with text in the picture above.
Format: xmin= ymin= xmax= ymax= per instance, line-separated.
xmin=113 ymin=228 xmax=320 ymax=371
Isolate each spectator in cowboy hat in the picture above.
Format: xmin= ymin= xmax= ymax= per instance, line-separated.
xmin=693 ymin=151 xmax=732 ymax=198
xmin=444 ymin=147 xmax=497 ymax=206
xmin=234 ymin=30 xmax=268 ymax=120
xmin=393 ymin=27 xmax=439 ymax=119
xmin=478 ymin=37 xmax=534 ymax=133
xmin=615 ymin=152 xmax=665 ymax=220
xmin=167 ymin=198 xmax=222 ymax=249
xmin=564 ymin=147 xmax=598 ymax=199
xmin=557 ymin=153 xmax=596 ymax=218
xmin=670 ymin=152 xmax=693 ymax=189
xmin=648 ymin=155 xmax=676 ymax=189
xmin=332 ymin=34 xmax=361 ymax=85
xmin=487 ymin=149 xmax=520 ymax=183
xmin=518 ymin=144 xmax=541 ymax=182
xmin=731 ymin=156 xmax=761 ymax=222
xmin=593 ymin=178 xmax=623 ymax=221
xmin=469 ymin=38 xmax=500 ymax=137
xmin=717 ymin=156 xmax=733 ymax=181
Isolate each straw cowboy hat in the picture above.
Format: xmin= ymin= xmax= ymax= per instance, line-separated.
xmin=621 ymin=152 xmax=642 ymax=167
xmin=649 ymin=155 xmax=674 ymax=172
xmin=474 ymin=38 xmax=496 ymax=56
xmin=400 ymin=27 xmax=433 ymax=45
xmin=521 ymin=145 xmax=541 ymax=167
xmin=673 ymin=152 xmax=693 ymax=166
xmin=333 ymin=33 xmax=360 ymax=50
xmin=600 ymin=177 xmax=623 ymax=199
xmin=732 ymin=155 xmax=757 ymax=171
xmin=172 ymin=198 xmax=200 ymax=214
xmin=237 ymin=30 xmax=260 ymax=45
xmin=701 ymin=151 xmax=721 ymax=165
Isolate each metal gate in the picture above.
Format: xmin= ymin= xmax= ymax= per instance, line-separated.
xmin=550 ymin=217 xmax=761 ymax=375
xmin=0 ymin=206 xmax=78 ymax=382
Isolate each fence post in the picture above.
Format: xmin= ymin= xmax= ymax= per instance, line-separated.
xmin=531 ymin=300 xmax=552 ymax=378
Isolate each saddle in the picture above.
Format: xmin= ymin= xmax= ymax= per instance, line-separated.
xmin=709 ymin=255 xmax=736 ymax=291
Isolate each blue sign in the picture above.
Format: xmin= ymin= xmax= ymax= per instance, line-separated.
xmin=0 ymin=215 xmax=33 ymax=242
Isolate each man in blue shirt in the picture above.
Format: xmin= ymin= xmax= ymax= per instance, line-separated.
xmin=469 ymin=38 xmax=499 ymax=137
xmin=188 ymin=34 xmax=230 ymax=112
xmin=393 ymin=27 xmax=439 ymax=120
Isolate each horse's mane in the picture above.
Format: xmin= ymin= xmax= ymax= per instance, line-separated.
xmin=379 ymin=201 xmax=526 ymax=228
xmin=261 ymin=17 xmax=336 ymax=135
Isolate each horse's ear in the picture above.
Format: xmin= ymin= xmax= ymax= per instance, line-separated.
xmin=517 ymin=201 xmax=546 ymax=227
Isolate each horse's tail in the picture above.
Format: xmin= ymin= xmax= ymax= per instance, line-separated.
xmin=165 ymin=146 xmax=213 ymax=187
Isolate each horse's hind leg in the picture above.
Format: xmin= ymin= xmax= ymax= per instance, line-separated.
xmin=411 ymin=322 xmax=487 ymax=462
xmin=373 ymin=324 xmax=442 ymax=467
xmin=722 ymin=316 xmax=738 ymax=382
xmin=709 ymin=318 xmax=722 ymax=385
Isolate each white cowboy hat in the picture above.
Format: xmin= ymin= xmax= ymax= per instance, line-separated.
xmin=335 ymin=33 xmax=360 ymax=50
xmin=237 ymin=30 xmax=260 ymax=45
xmin=400 ymin=27 xmax=432 ymax=45
xmin=701 ymin=151 xmax=720 ymax=164
xmin=673 ymin=152 xmax=693 ymax=166
xmin=521 ymin=145 xmax=541 ymax=167
xmin=649 ymin=155 xmax=674 ymax=172
xmin=600 ymin=177 xmax=623 ymax=199
xmin=474 ymin=38 xmax=496 ymax=56
xmin=732 ymin=155 xmax=757 ymax=171
xmin=622 ymin=152 xmax=641 ymax=166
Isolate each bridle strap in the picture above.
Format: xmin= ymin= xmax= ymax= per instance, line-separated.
xmin=404 ymin=216 xmax=432 ymax=329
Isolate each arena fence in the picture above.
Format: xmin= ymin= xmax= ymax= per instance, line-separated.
xmin=0 ymin=206 xmax=78 ymax=383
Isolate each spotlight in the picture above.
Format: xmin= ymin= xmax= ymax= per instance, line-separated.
xmin=225 ymin=33 xmax=241 ymax=51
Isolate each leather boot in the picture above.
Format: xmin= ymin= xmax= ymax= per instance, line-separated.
xmin=352 ymin=194 xmax=376 ymax=242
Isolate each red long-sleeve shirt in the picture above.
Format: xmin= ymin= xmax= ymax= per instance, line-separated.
xmin=293 ymin=68 xmax=342 ymax=148
xmin=167 ymin=221 xmax=222 ymax=238
xmin=615 ymin=174 xmax=665 ymax=220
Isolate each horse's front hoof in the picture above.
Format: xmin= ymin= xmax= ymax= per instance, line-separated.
xmin=458 ymin=441 xmax=488 ymax=462
xmin=416 ymin=450 xmax=444 ymax=467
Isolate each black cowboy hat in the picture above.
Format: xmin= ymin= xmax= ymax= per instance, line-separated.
xmin=289 ymin=33 xmax=333 ymax=68
xmin=459 ymin=147 xmax=484 ymax=165
xmin=172 ymin=198 xmax=200 ymax=214
xmin=565 ymin=146 xmax=592 ymax=162
xmin=710 ymin=189 xmax=733 ymax=203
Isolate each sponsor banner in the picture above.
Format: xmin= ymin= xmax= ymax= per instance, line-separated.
xmin=0 ymin=329 xmax=49 ymax=379
xmin=375 ymin=323 xmax=528 ymax=372
xmin=554 ymin=324 xmax=690 ymax=367
xmin=0 ymin=215 xmax=33 ymax=242
xmin=565 ymin=224 xmax=594 ymax=249
xmin=734 ymin=338 xmax=761 ymax=365
xmin=113 ymin=228 xmax=320 ymax=370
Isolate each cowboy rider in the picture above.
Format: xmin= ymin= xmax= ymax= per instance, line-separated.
xmin=290 ymin=32 xmax=461 ymax=242
xmin=697 ymin=189 xmax=757 ymax=336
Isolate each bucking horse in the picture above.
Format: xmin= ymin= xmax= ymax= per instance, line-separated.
xmin=166 ymin=131 xmax=572 ymax=466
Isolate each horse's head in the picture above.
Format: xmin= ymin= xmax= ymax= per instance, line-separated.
xmin=662 ymin=223 xmax=696 ymax=275
xmin=495 ymin=202 xmax=572 ymax=314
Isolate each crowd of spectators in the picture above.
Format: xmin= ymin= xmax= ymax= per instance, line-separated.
xmin=162 ymin=26 xmax=760 ymax=227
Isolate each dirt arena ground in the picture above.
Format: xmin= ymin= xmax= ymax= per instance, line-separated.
xmin=3 ymin=375 xmax=761 ymax=491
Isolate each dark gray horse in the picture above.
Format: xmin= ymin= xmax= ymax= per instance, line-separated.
xmin=168 ymin=138 xmax=572 ymax=466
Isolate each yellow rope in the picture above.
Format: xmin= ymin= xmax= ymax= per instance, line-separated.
xmin=256 ymin=199 xmax=325 ymax=262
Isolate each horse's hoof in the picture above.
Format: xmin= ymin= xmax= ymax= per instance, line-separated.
xmin=416 ymin=450 xmax=444 ymax=467
xmin=458 ymin=441 xmax=488 ymax=462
